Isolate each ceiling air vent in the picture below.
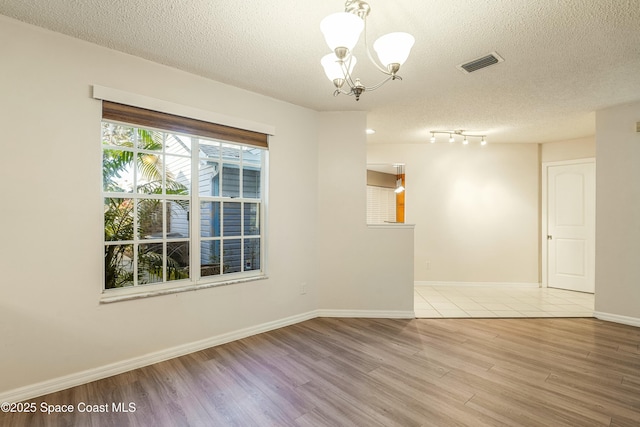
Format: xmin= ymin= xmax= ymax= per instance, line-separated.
xmin=457 ymin=52 xmax=504 ymax=74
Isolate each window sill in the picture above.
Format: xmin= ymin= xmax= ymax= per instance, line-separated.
xmin=100 ymin=275 xmax=268 ymax=304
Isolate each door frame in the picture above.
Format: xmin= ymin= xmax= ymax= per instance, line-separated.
xmin=541 ymin=158 xmax=595 ymax=288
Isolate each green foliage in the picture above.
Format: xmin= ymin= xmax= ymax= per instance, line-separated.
xmin=103 ymin=125 xmax=189 ymax=289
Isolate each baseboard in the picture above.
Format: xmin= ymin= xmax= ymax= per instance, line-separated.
xmin=415 ymin=281 xmax=540 ymax=288
xmin=594 ymin=311 xmax=640 ymax=328
xmin=316 ymin=309 xmax=416 ymax=319
xmin=0 ymin=310 xmax=317 ymax=404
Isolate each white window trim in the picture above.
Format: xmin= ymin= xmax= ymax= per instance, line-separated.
xmin=97 ymin=86 xmax=273 ymax=303
xmin=100 ymin=275 xmax=269 ymax=304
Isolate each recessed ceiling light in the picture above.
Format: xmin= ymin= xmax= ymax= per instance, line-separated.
xmin=366 ymin=129 xmax=376 ymax=135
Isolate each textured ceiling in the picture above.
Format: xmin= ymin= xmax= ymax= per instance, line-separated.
xmin=2 ymin=0 xmax=639 ymax=144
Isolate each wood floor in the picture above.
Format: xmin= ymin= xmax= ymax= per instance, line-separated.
xmin=2 ymin=317 xmax=639 ymax=426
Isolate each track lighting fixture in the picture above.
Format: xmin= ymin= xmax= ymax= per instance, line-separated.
xmin=431 ymin=130 xmax=488 ymax=145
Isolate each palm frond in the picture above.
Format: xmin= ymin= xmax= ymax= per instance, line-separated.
xmin=137 ymin=129 xmax=163 ymax=151
xmin=138 ymin=153 xmax=163 ymax=182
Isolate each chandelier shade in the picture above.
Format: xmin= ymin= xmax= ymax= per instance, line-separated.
xmin=373 ymin=32 xmax=415 ymax=67
xmin=320 ymin=12 xmax=364 ymax=53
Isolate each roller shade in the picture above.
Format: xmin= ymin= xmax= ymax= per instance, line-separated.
xmin=102 ymin=101 xmax=268 ymax=149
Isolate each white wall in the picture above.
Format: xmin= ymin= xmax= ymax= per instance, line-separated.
xmin=0 ymin=17 xmax=322 ymax=395
xmin=541 ymin=136 xmax=596 ymax=163
xmin=595 ymin=101 xmax=640 ymax=321
xmin=0 ymin=16 xmax=414 ymax=399
xmin=368 ymin=142 xmax=539 ymax=284
xmin=317 ymin=113 xmax=414 ymax=312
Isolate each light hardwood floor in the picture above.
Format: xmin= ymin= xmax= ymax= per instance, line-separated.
xmin=2 ymin=317 xmax=639 ymax=426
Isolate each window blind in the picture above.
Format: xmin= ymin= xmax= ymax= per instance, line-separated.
xmin=366 ymin=185 xmax=397 ymax=224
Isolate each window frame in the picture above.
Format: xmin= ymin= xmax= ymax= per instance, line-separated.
xmin=100 ymin=100 xmax=269 ymax=303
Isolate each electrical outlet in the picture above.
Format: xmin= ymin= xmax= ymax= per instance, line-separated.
xmin=300 ymin=282 xmax=307 ymax=295
xmin=426 ymin=261 xmax=431 ymax=270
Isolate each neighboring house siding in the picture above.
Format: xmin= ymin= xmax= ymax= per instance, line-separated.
xmin=243 ymin=167 xmax=260 ymax=198
xmin=168 ymin=156 xmax=191 ymax=239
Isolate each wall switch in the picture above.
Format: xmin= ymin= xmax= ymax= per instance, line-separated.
xmin=426 ymin=261 xmax=431 ymax=270
xmin=300 ymin=282 xmax=307 ymax=295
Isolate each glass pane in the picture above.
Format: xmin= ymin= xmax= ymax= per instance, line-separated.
xmin=137 ymin=153 xmax=164 ymax=194
xmin=244 ymin=238 xmax=260 ymax=272
xmin=199 ymin=160 xmax=220 ymax=196
xmin=102 ymin=123 xmax=135 ymax=148
xmin=242 ymin=146 xmax=262 ymax=166
xmin=138 ymin=199 xmax=163 ymax=240
xmin=222 ymin=164 xmax=240 ymax=198
xmin=138 ymin=243 xmax=163 ymax=284
xmin=167 ymin=242 xmax=189 ymax=281
xmin=221 ymin=143 xmax=240 ymax=162
xmin=168 ymin=200 xmax=189 ymax=238
xmin=242 ymin=166 xmax=261 ymax=198
xmin=165 ymin=133 xmax=191 ymax=156
xmin=103 ymin=150 xmax=134 ymax=193
xmin=104 ymin=198 xmax=134 ymax=241
xmin=244 ymin=203 xmax=260 ymax=236
xmin=104 ymin=244 xmax=134 ymax=289
xmin=201 ymin=240 xmax=221 ymax=277
xmin=223 ymin=239 xmax=241 ymax=273
xmin=200 ymin=201 xmax=220 ymax=237
xmin=199 ymin=139 xmax=220 ymax=159
xmin=223 ymin=202 xmax=241 ymax=236
xmin=137 ymin=129 xmax=162 ymax=151
xmin=166 ymin=155 xmax=191 ymax=195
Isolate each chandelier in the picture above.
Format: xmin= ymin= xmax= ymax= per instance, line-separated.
xmin=320 ymin=0 xmax=415 ymax=101
xmin=430 ymin=130 xmax=488 ymax=146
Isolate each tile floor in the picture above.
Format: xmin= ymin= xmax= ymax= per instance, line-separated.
xmin=415 ymin=285 xmax=594 ymax=318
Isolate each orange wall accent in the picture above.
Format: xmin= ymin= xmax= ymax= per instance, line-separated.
xmin=396 ymin=173 xmax=405 ymax=223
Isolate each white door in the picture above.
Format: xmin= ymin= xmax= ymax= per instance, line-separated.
xmin=547 ymin=162 xmax=595 ymax=293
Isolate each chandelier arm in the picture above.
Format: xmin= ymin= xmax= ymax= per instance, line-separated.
xmin=362 ymin=15 xmax=395 ymax=76
xmin=333 ymin=88 xmax=353 ymax=97
xmin=333 ymin=86 xmax=357 ymax=97
xmin=340 ymin=56 xmax=358 ymax=89
xmin=362 ymin=74 xmax=395 ymax=91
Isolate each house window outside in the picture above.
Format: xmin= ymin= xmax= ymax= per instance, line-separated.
xmin=102 ymin=121 xmax=266 ymax=291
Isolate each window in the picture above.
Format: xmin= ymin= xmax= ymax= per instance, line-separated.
xmin=102 ymin=102 xmax=267 ymax=293
xmin=366 ymin=185 xmax=396 ymax=224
